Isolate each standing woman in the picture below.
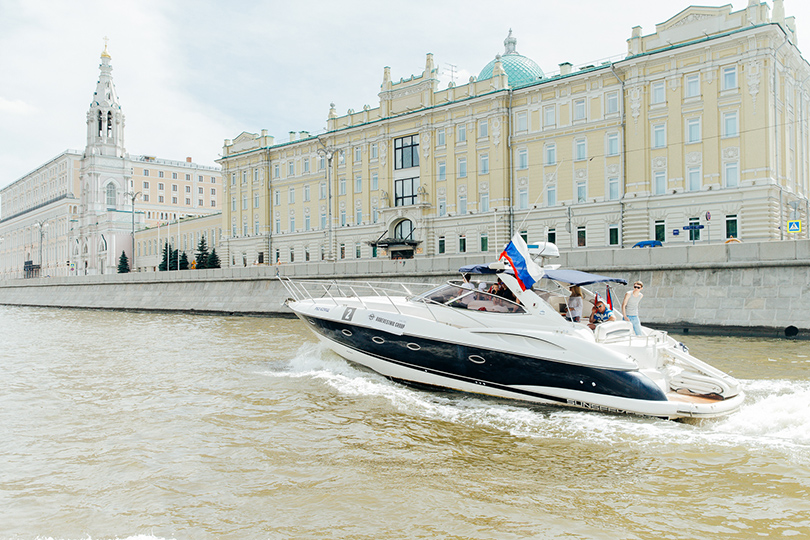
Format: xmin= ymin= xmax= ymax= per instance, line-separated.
xmin=622 ymin=281 xmax=644 ymax=335
xmin=566 ymin=285 xmax=583 ymax=322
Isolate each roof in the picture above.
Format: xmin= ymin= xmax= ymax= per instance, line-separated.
xmin=478 ymin=30 xmax=544 ymax=87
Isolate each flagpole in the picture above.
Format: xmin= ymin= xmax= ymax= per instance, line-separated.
xmin=157 ymin=221 xmax=161 ymax=270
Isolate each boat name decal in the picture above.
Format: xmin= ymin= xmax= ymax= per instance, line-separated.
xmin=315 ymin=307 xmax=332 ymax=313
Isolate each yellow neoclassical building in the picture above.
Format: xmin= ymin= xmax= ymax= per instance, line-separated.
xmin=218 ymin=0 xmax=808 ymax=268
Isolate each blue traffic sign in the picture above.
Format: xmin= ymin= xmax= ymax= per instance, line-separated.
xmin=788 ymin=220 xmax=802 ymax=233
xmin=683 ymin=225 xmax=705 ymax=230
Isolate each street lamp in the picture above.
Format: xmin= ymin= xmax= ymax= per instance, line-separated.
xmin=125 ymin=191 xmax=142 ymax=271
xmin=316 ymin=144 xmax=335 ymax=261
xmin=33 ymin=220 xmax=48 ymax=277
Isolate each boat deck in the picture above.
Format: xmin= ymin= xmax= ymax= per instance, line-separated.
xmin=666 ymin=391 xmax=723 ymax=404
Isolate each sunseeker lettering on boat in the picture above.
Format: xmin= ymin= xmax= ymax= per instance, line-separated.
xmin=280 ymin=237 xmax=744 ymax=420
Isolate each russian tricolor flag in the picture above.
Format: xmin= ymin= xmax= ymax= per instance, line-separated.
xmin=499 ymin=234 xmax=543 ymax=291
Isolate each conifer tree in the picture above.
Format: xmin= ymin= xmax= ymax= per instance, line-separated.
xmin=159 ymin=242 xmax=169 ymax=271
xmin=195 ymin=237 xmax=209 ymax=269
xmin=117 ymin=250 xmax=130 ymax=273
xmin=179 ymin=251 xmax=189 ymax=270
xmin=207 ymin=248 xmax=221 ymax=269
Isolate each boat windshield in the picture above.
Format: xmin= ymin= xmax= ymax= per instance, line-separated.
xmin=413 ymin=282 xmax=526 ymax=314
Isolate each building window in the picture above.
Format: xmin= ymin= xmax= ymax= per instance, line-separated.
xmin=544 ymin=105 xmax=556 ymax=127
xmin=724 ymin=161 xmax=739 ymax=188
xmin=437 ymin=128 xmax=445 ymax=146
xmin=478 ymin=120 xmax=488 ymax=139
xmin=606 ymin=91 xmax=619 ymax=114
xmin=457 ymin=124 xmax=467 ymax=142
xmin=575 ymin=139 xmax=587 ymax=161
xmin=723 ymin=111 xmax=738 ymax=137
xmin=158 ymin=183 xmax=164 ymax=191
xmin=546 ymin=185 xmax=556 ymax=206
xmin=289 ymin=216 xmax=295 ymax=232
xmin=355 ymin=175 xmax=363 ymax=193
xmin=287 ymin=162 xmax=294 ymax=177
xmin=438 ymin=198 xmax=446 ymax=217
xmin=339 ymin=177 xmax=346 ymax=195
xmin=371 ymin=143 xmax=378 ymax=159
xmin=479 ymin=154 xmax=489 ymax=175
xmin=518 ymin=188 xmax=528 ymax=209
xmin=458 ymin=157 xmax=467 ymax=178
xmin=354 ymin=147 xmax=362 ymax=163
xmin=372 ymin=206 xmax=378 ymax=223
xmin=655 ymin=220 xmax=666 ymax=242
xmin=685 ymin=74 xmax=700 ymax=97
xmin=320 ymin=183 xmax=326 ymax=200
xmin=654 ymin=170 xmax=667 ymax=195
xmin=607 ymin=133 xmax=619 ymax=156
xmin=172 ymin=196 xmax=178 ymax=204
xmin=274 ymin=189 xmax=280 ymax=206
xmin=254 ymin=193 xmax=260 ymax=208
xmin=355 ymin=207 xmax=362 ymax=225
xmin=144 ymin=169 xmax=150 ymax=176
xmin=577 ymin=226 xmax=586 ymax=247
xmin=255 ymin=219 xmax=260 ymax=235
xmin=318 ymin=156 xmax=325 ymax=171
xmin=515 ymin=111 xmax=528 ymax=132
xmin=687 ymin=166 xmax=701 ymax=191
xmin=275 ymin=219 xmax=281 ymax=234
xmin=651 ymin=81 xmax=665 ymax=104
xmin=394 ymin=135 xmax=419 ymax=169
xmin=438 ymin=161 xmax=446 ymax=181
xmin=274 ymin=164 xmax=280 ymax=178
xmin=340 ymin=244 xmax=346 ymax=259
xmin=340 ymin=209 xmax=346 ymax=226
xmin=143 ymin=194 xmax=149 ymax=202
xmin=725 ymin=214 xmax=738 ymax=239
xmin=371 ymin=172 xmax=378 ymax=190
xmin=608 ymin=177 xmax=619 ymax=200
xmin=609 ymin=225 xmax=619 ymax=246
xmin=159 ymin=195 xmax=164 ymax=203
xmin=394 ymin=177 xmax=417 ymax=206
xmin=356 ymin=243 xmax=361 ymax=259
xmin=547 ymin=228 xmax=556 ymax=244
xmin=517 ymin=148 xmax=528 ymax=170
xmin=689 ymin=217 xmax=701 ymax=241
xmin=242 ymin=195 xmax=248 ymax=210
xmin=438 ymin=236 xmax=445 ymax=254
xmin=686 ymin=117 xmax=701 ymax=143
xmin=653 ymin=124 xmax=666 ymax=148
xmin=288 ymin=187 xmax=295 ymax=204
xmin=480 ymin=233 xmax=489 ymax=252
xmin=459 ymin=235 xmax=467 ymax=253
xmin=722 ymin=66 xmax=737 ymax=90
xmin=143 ymin=181 xmax=149 ymax=189
xmin=394 ymin=219 xmax=413 ymax=240
xmin=304 ymin=184 xmax=310 ymax=202
xmin=544 ymin=144 xmax=556 ymax=166
xmin=305 ymin=214 xmax=311 ymax=231
xmin=576 ymin=181 xmax=587 ymax=203
xmin=172 ymin=184 xmax=178 ymax=192
xmin=573 ymin=98 xmax=586 ymax=120
xmin=211 ymin=188 xmax=216 ymax=195
xmin=105 ymin=183 xmax=116 ymax=207
xmin=303 ymin=159 xmax=310 ymax=174
xmin=320 ymin=213 xmax=327 ymax=229
xmin=479 ymin=192 xmax=489 ymax=213
xmin=458 ymin=195 xmax=467 ymax=214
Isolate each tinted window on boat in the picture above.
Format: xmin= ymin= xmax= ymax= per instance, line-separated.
xmin=415 ymin=282 xmax=525 ymax=313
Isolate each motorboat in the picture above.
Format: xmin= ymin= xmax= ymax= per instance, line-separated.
xmin=280 ymin=245 xmax=744 ymax=420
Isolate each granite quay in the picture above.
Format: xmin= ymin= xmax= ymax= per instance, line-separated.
xmin=1 ymin=239 xmax=807 ymax=338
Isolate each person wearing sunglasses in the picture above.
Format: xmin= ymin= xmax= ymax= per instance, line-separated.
xmin=622 ymin=281 xmax=644 ymax=336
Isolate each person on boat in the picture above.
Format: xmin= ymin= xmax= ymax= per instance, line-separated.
xmin=588 ymin=300 xmax=616 ymax=330
xmin=566 ymin=285 xmax=583 ymax=322
xmin=622 ymin=281 xmax=644 ymax=336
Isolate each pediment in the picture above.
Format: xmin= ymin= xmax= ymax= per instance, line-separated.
xmin=231 ymin=132 xmax=261 ymax=152
xmin=657 ymin=5 xmax=731 ymax=32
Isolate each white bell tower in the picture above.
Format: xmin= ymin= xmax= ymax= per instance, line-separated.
xmin=85 ymin=39 xmax=125 ymax=157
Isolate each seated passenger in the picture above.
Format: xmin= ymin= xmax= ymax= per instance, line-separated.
xmin=588 ymin=300 xmax=616 ymax=330
xmin=566 ymin=285 xmax=583 ymax=322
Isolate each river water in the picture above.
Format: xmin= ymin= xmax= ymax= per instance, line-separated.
xmin=0 ymin=305 xmax=808 ymax=540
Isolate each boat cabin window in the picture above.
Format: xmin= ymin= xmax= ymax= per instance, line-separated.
xmin=415 ymin=282 xmax=526 ymax=314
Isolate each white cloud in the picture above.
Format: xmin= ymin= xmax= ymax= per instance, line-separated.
xmin=0 ymin=97 xmax=37 ymax=115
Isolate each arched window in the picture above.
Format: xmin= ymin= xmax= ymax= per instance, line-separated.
xmin=97 ymin=111 xmax=103 ymax=137
xmin=393 ymin=219 xmax=414 ymax=240
xmin=107 ymin=111 xmax=113 ymax=137
xmin=106 ymin=183 xmax=116 ymax=207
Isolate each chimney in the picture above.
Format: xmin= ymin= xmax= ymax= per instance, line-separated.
xmin=289 ymin=131 xmax=296 ymax=142
xmin=186 ymin=157 xmax=192 ymax=163
xmin=559 ymin=62 xmax=573 ymax=76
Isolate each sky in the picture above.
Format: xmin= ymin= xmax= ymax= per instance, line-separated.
xmin=1 ymin=0 xmax=809 ymax=190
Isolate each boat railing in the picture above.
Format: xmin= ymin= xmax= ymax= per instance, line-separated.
xmin=278 ymin=277 xmax=439 ymax=317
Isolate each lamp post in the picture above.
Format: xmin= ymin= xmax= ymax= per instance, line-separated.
xmin=125 ymin=191 xmax=141 ymax=271
xmin=316 ymin=145 xmax=335 ymax=261
xmin=33 ymin=220 xmax=48 ymax=277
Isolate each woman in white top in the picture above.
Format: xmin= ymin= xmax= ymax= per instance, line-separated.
xmin=566 ymin=285 xmax=583 ymax=322
xmin=622 ymin=281 xmax=644 ymax=335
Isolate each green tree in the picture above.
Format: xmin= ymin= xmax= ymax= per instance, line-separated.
xmin=159 ymin=243 xmax=179 ymax=271
xmin=117 ymin=250 xmax=130 ymax=273
xmin=179 ymin=251 xmax=189 ymax=270
xmin=207 ymin=248 xmax=221 ymax=269
xmin=195 ymin=237 xmax=209 ymax=269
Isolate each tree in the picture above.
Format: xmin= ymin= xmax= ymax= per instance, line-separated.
xmin=179 ymin=251 xmax=189 ymax=270
xmin=159 ymin=243 xmax=179 ymax=271
xmin=195 ymin=237 xmax=209 ymax=269
xmin=207 ymin=248 xmax=221 ymax=269
xmin=117 ymin=250 xmax=130 ymax=273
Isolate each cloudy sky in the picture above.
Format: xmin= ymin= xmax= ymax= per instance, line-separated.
xmin=1 ymin=0 xmax=807 ymax=189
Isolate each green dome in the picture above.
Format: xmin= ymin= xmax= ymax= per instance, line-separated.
xmin=478 ymin=30 xmax=544 ymax=87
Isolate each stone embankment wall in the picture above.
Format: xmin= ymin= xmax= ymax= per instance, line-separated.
xmin=1 ymin=239 xmax=807 ymax=337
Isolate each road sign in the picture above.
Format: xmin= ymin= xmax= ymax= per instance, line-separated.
xmin=682 ymin=225 xmax=705 ymax=230
xmin=706 ymin=211 xmax=711 ymax=221
xmin=672 ymin=229 xmax=680 ymax=236
xmin=787 ymin=220 xmax=802 ymax=233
